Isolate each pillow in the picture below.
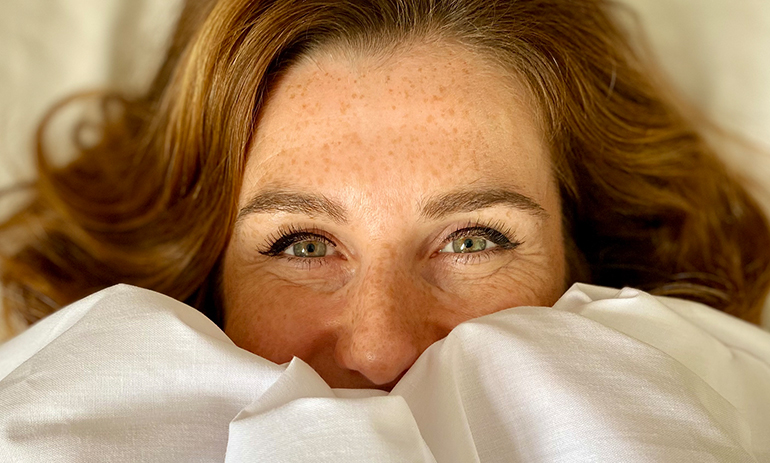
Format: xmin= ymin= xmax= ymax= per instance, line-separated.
xmin=620 ymin=0 xmax=770 ymax=153
xmin=1 ymin=283 xmax=768 ymax=461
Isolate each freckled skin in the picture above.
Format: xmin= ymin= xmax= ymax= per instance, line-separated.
xmin=222 ymin=43 xmax=566 ymax=390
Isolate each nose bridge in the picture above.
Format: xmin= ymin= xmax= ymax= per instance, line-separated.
xmin=334 ymin=258 xmax=439 ymax=386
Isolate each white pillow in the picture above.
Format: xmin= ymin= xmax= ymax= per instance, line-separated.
xmin=1 ymin=283 xmax=768 ymax=461
xmin=0 ymin=0 xmax=183 ymax=190
xmin=621 ymin=0 xmax=770 ymax=152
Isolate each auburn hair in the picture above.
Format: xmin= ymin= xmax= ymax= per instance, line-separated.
xmin=2 ymin=0 xmax=769 ymax=335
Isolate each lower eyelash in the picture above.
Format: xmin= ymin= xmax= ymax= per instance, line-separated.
xmin=446 ymin=247 xmax=506 ymax=265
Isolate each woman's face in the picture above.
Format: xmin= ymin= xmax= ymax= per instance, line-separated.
xmin=222 ymin=44 xmax=566 ymax=390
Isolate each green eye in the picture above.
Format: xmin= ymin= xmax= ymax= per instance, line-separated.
xmin=289 ymin=240 xmax=328 ymax=257
xmin=437 ymin=225 xmax=519 ymax=257
xmin=451 ymin=237 xmax=489 ymax=253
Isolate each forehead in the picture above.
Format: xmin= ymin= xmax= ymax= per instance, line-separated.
xmin=243 ymin=42 xmax=553 ymax=210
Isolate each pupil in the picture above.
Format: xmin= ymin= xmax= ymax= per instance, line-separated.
xmin=464 ymin=239 xmax=474 ymax=250
xmin=306 ymin=243 xmax=316 ymax=254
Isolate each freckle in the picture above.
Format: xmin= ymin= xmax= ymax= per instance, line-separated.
xmin=289 ymin=93 xmax=296 ymax=99
xmin=301 ymin=104 xmax=308 ymax=109
xmin=453 ymin=127 xmax=458 ymax=134
xmin=448 ymin=108 xmax=455 ymax=116
xmin=391 ymin=105 xmax=396 ymax=110
xmin=426 ymin=115 xmax=435 ymax=123
xmin=404 ymin=90 xmax=410 ymax=98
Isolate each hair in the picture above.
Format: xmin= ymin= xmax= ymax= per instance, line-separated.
xmin=2 ymin=0 xmax=770 ymax=334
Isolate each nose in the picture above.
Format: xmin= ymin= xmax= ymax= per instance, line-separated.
xmin=333 ymin=264 xmax=447 ymax=387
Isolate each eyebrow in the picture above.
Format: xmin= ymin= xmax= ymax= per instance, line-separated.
xmin=420 ymin=188 xmax=548 ymax=220
xmin=236 ymin=187 xmax=547 ymax=225
xmin=236 ymin=189 xmax=348 ymax=224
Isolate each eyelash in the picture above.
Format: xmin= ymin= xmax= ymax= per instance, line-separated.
xmin=257 ymin=221 xmax=523 ymax=262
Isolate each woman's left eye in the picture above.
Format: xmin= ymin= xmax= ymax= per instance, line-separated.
xmin=438 ymin=226 xmax=521 ymax=256
xmin=440 ymin=236 xmax=497 ymax=253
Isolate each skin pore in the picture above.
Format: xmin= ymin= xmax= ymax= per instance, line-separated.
xmin=222 ymin=42 xmax=567 ymax=390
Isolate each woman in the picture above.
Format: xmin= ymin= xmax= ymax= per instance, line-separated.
xmin=2 ymin=1 xmax=770 ymax=460
xmin=2 ymin=0 xmax=770 ymax=385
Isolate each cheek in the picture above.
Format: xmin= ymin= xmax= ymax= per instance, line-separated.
xmin=222 ymin=272 xmax=342 ymax=364
xmin=432 ymin=258 xmax=565 ymax=318
xmin=430 ymin=226 xmax=567 ymax=313
xmin=220 ymin=243 xmax=342 ymax=364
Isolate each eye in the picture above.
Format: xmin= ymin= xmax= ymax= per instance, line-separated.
xmin=438 ymin=225 xmax=521 ymax=255
xmin=440 ymin=236 xmax=497 ymax=253
xmin=285 ymin=240 xmax=329 ymax=257
xmin=259 ymin=228 xmax=338 ymax=258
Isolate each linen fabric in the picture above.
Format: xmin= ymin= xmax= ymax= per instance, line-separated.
xmin=0 ymin=283 xmax=768 ymax=462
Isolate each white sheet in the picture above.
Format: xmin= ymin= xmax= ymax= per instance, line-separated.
xmin=1 ymin=283 xmax=768 ymax=462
